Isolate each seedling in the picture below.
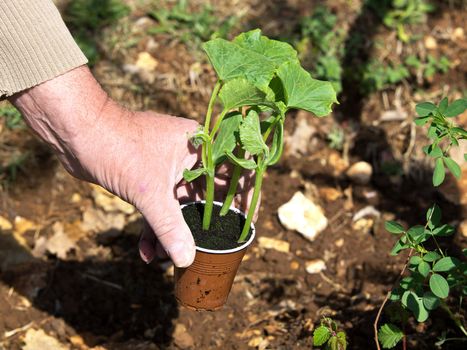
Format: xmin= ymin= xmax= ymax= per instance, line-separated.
xmin=183 ymin=29 xmax=337 ymax=242
xmin=313 ymin=317 xmax=348 ymax=350
xmin=0 ymin=104 xmax=24 ymax=130
xmin=375 ymin=98 xmax=467 ymax=349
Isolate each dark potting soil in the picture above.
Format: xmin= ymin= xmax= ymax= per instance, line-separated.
xmin=182 ymin=203 xmax=253 ymax=250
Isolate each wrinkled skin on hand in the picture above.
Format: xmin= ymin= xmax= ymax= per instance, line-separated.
xmin=11 ymin=66 xmax=257 ymax=267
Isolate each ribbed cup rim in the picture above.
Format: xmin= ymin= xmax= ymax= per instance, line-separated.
xmin=181 ymin=200 xmax=256 ymax=254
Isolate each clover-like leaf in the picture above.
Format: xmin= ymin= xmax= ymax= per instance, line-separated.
xmin=433 ymin=257 xmax=459 ymax=272
xmin=415 ymin=102 xmax=436 ymax=117
xmin=239 ymin=109 xmax=268 ymax=155
xmin=276 ymin=61 xmax=337 ymax=117
xmin=430 ymin=273 xmax=449 ymax=298
xmin=313 ymin=325 xmax=331 ymax=346
xmin=433 ymin=158 xmax=445 ymax=187
xmin=443 ymin=157 xmax=461 ymax=179
xmin=385 ymin=221 xmax=405 ymax=234
xmin=444 ymin=98 xmax=467 ymax=117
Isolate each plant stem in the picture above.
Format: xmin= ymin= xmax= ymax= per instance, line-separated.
xmin=201 ymin=80 xmax=221 ymax=231
xmin=210 ymin=109 xmax=228 ymax=138
xmin=441 ymin=301 xmax=467 ymax=337
xmin=238 ymin=166 xmax=264 ymax=243
xmin=220 ymin=148 xmax=245 ymax=216
xmin=374 ymin=248 xmax=414 ymax=350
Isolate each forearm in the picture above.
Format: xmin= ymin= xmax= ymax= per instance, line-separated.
xmin=9 ymin=66 xmax=127 ymax=183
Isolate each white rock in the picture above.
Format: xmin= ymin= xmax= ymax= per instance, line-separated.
xmin=278 ymin=192 xmax=328 ymax=241
xmin=22 ymin=329 xmax=69 ymax=350
xmin=258 ymin=237 xmax=290 ymax=253
xmin=305 ymin=259 xmax=326 ymax=274
xmin=346 ymin=161 xmax=373 ymax=185
xmin=45 ymin=222 xmax=76 ymax=259
xmin=0 ymin=215 xmax=12 ymax=231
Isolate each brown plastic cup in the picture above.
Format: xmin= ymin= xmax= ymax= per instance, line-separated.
xmin=174 ymin=201 xmax=256 ymax=311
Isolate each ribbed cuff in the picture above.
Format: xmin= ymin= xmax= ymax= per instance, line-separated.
xmin=0 ymin=0 xmax=88 ymax=98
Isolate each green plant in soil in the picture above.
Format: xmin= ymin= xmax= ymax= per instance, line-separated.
xmin=182 ymin=29 xmax=337 ymax=242
xmin=313 ymin=317 xmax=348 ymax=350
xmin=375 ymin=97 xmax=467 ymax=349
xmin=0 ymin=104 xmax=24 ymax=130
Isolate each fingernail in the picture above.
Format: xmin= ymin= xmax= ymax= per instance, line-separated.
xmin=139 ymin=240 xmax=155 ymax=264
xmin=168 ymin=241 xmax=195 ymax=268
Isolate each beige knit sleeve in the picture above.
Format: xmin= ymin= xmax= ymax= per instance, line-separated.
xmin=0 ymin=0 xmax=88 ymax=98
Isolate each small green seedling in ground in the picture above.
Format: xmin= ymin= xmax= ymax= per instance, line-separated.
xmin=0 ymin=104 xmax=24 ymax=130
xmin=182 ymin=29 xmax=337 ymax=241
xmin=375 ymin=98 xmax=467 ymax=349
xmin=313 ymin=317 xmax=347 ymax=350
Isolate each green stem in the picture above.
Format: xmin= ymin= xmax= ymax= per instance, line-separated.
xmin=210 ymin=109 xmax=228 ymax=138
xmin=441 ymin=301 xmax=467 ymax=337
xmin=201 ymin=80 xmax=221 ymax=231
xmin=238 ymin=165 xmax=264 ymax=243
xmin=263 ymin=114 xmax=282 ymax=142
xmin=220 ymin=148 xmax=245 ymax=216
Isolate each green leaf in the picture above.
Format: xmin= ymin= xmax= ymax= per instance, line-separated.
xmin=233 ymin=29 xmax=299 ymax=67
xmin=415 ymin=102 xmax=436 ymax=117
xmin=410 ymin=256 xmax=422 ymax=265
xmin=452 ymin=127 xmax=467 ymax=138
xmin=212 ymin=112 xmax=242 ymax=165
xmin=443 ymin=157 xmax=461 ymax=179
xmin=426 ymin=204 xmax=441 ymax=227
xmin=423 ymin=251 xmax=441 ymax=262
xmin=433 ymin=257 xmax=459 ymax=272
xmin=431 ymin=224 xmax=454 ymax=237
xmin=276 ymin=61 xmax=337 ymax=117
xmin=337 ymin=332 xmax=347 ymax=350
xmin=183 ymin=167 xmax=207 ymax=182
xmin=414 ymin=116 xmax=429 ymax=126
xmin=203 ymin=38 xmax=276 ymax=89
xmin=444 ymin=98 xmax=467 ymax=117
xmin=423 ymin=291 xmax=440 ymax=310
xmin=406 ymin=292 xmax=429 ymax=322
xmin=385 ymin=221 xmax=405 ymax=234
xmin=407 ymin=225 xmax=425 ymax=241
xmin=225 ymin=151 xmax=257 ymax=170
xmin=218 ymin=78 xmax=270 ymax=111
xmin=239 ymin=109 xmax=268 ymax=155
xmin=313 ymin=325 xmax=331 ymax=346
xmin=438 ymin=97 xmax=448 ymax=113
xmin=428 ymin=144 xmax=443 ymax=158
xmin=418 ymin=261 xmax=431 ymax=277
xmin=391 ymin=238 xmax=409 ymax=256
xmin=378 ymin=323 xmax=404 ymax=349
xmin=430 ymin=273 xmax=449 ymax=298
xmin=266 ymin=121 xmax=284 ymax=166
xmin=432 ymin=158 xmax=445 ymax=187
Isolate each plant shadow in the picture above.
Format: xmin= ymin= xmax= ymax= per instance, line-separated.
xmin=0 ymin=217 xmax=178 ymax=348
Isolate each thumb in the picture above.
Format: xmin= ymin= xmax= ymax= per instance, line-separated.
xmin=142 ymin=194 xmax=196 ymax=268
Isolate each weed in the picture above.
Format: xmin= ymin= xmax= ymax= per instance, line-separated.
xmin=0 ymin=104 xmax=24 ymax=130
xmin=148 ymin=0 xmax=237 ymax=50
xmin=64 ymin=0 xmax=130 ymax=65
xmin=313 ymin=317 xmax=348 ymax=349
xmin=375 ymin=98 xmax=467 ymax=349
xmin=328 ymin=126 xmax=345 ymax=151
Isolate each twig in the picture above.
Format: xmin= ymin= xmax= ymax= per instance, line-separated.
xmin=81 ymin=273 xmax=123 ymax=291
xmin=374 ymin=248 xmax=414 ymax=350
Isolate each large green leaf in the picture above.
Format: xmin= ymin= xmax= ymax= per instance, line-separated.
xmin=239 ymin=109 xmax=268 ymax=155
xmin=378 ymin=323 xmax=404 ymax=349
xmin=233 ymin=29 xmax=299 ymax=67
xmin=203 ymin=38 xmax=276 ymax=89
xmin=433 ymin=257 xmax=459 ymax=272
xmin=212 ymin=112 xmax=242 ymax=165
xmin=218 ymin=78 xmax=270 ymax=111
xmin=276 ymin=61 xmax=337 ymax=116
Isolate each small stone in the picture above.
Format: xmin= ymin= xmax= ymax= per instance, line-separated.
xmin=70 ymin=193 xmax=82 ymax=204
xmin=460 ymin=220 xmax=467 ymax=238
xmin=346 ymin=161 xmax=373 ymax=185
xmin=258 ymin=237 xmax=290 ymax=253
xmin=69 ymin=335 xmax=85 ymax=347
xmin=248 ymin=336 xmax=264 ymax=348
xmin=452 ymin=27 xmax=465 ymax=41
xmin=335 ymin=238 xmax=344 ymax=247
xmin=14 ymin=216 xmax=37 ymax=235
xmin=0 ymin=216 xmax=12 ymax=231
xmin=45 ymin=222 xmax=76 ymax=259
xmin=305 ymin=259 xmax=326 ymax=274
xmin=290 ymin=261 xmax=300 ymax=270
xmin=135 ymin=52 xmax=158 ymax=72
xmin=278 ymin=192 xmax=328 ymax=241
xmin=319 ymin=187 xmax=342 ymax=202
xmin=352 ymin=218 xmax=374 ymax=234
xmin=424 ymin=35 xmax=437 ymax=49
xmin=22 ymin=329 xmax=69 ymax=350
xmin=173 ymin=324 xmax=194 ymax=349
